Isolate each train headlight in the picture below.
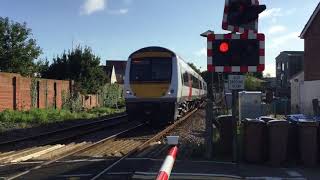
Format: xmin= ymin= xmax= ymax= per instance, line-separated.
xmin=168 ymin=89 xmax=174 ymax=95
xmin=126 ymin=90 xmax=132 ymax=95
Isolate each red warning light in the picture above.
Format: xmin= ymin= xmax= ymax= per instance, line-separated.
xmin=219 ymin=42 xmax=229 ymax=53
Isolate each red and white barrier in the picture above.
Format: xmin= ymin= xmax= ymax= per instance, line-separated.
xmin=156 ymin=146 xmax=178 ymax=180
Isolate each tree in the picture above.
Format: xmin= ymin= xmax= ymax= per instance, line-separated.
xmin=43 ymin=46 xmax=107 ymax=94
xmin=248 ymin=72 xmax=263 ymax=79
xmin=245 ymin=74 xmax=262 ymax=91
xmin=0 ymin=17 xmax=42 ymax=76
xmin=187 ymin=62 xmax=201 ymax=74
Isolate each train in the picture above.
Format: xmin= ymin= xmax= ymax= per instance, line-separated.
xmin=124 ymin=46 xmax=207 ymax=125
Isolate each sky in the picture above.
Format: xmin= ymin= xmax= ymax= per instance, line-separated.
xmin=0 ymin=0 xmax=319 ymax=76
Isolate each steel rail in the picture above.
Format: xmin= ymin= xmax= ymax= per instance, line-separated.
xmin=7 ymin=122 xmax=144 ymax=180
xmin=90 ymin=107 xmax=199 ymax=180
xmin=0 ymin=113 xmax=127 ymax=147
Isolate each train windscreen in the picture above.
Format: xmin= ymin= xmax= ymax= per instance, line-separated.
xmin=130 ymin=57 xmax=172 ymax=83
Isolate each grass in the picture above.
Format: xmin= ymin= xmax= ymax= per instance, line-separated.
xmin=0 ymin=107 xmax=125 ymax=131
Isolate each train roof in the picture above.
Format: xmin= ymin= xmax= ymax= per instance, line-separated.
xmin=129 ymin=46 xmax=176 ymax=58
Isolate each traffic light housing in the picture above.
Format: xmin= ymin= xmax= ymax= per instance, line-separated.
xmin=222 ymin=0 xmax=266 ymax=33
xmin=207 ymin=33 xmax=265 ymax=72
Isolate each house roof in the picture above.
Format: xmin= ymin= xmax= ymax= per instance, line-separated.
xmin=105 ymin=60 xmax=127 ymax=74
xmin=290 ymin=71 xmax=304 ymax=81
xmin=276 ymin=51 xmax=304 ymax=60
xmin=300 ymin=2 xmax=320 ymax=38
xmin=104 ymin=60 xmax=127 ymax=84
xmin=280 ymin=51 xmax=304 ymax=56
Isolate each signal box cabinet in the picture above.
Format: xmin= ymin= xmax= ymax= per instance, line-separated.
xmin=239 ymin=91 xmax=262 ymax=121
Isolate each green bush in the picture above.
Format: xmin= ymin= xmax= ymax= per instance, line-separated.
xmin=0 ymin=106 xmax=125 ymax=127
xmin=99 ymin=84 xmax=124 ymax=109
xmin=245 ymin=74 xmax=262 ymax=91
xmin=62 ymin=91 xmax=83 ymax=113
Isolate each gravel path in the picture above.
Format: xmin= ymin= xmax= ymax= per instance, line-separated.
xmin=169 ymin=108 xmax=207 ymax=160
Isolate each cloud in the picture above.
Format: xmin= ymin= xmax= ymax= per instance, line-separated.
xmin=109 ymin=8 xmax=129 ymax=15
xmin=260 ymin=8 xmax=282 ymax=19
xmin=81 ymin=0 xmax=106 ymax=15
xmin=194 ymin=48 xmax=206 ymax=57
xmin=119 ymin=9 xmax=128 ymax=14
xmin=260 ymin=8 xmax=297 ymax=23
xmin=267 ymin=25 xmax=287 ymax=35
xmin=284 ymin=8 xmax=297 ymax=16
xmin=269 ymin=32 xmax=300 ymax=49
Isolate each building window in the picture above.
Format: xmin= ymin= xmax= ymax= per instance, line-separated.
xmin=277 ymin=63 xmax=281 ymax=70
xmin=282 ymin=63 xmax=285 ymax=71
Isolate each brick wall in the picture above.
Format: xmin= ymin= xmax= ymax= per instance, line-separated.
xmin=0 ymin=72 xmax=97 ymax=112
xmin=82 ymin=94 xmax=99 ymax=109
xmin=305 ymin=37 xmax=320 ymax=81
xmin=0 ymin=73 xmax=15 ymax=111
xmin=18 ymin=77 xmax=32 ymax=110
xmin=304 ymin=10 xmax=320 ymax=81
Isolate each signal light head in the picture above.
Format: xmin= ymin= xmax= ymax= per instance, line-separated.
xmin=219 ymin=42 xmax=229 ymax=53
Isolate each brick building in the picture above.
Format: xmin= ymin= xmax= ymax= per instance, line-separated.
xmin=290 ymin=3 xmax=320 ymax=114
xmin=300 ymin=2 xmax=320 ymax=81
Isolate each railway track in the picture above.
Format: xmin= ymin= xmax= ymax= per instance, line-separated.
xmin=90 ymin=107 xmax=199 ymax=180
xmin=1 ymin=121 xmax=143 ymax=179
xmin=0 ymin=113 xmax=128 ymax=152
xmin=1 ymin=107 xmax=199 ymax=179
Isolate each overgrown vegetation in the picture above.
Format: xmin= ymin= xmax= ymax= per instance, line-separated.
xmin=30 ymin=78 xmax=38 ymax=108
xmin=61 ymin=90 xmax=83 ymax=113
xmin=0 ymin=83 xmax=126 ymax=131
xmin=0 ymin=107 xmax=125 ymax=126
xmin=99 ymin=84 xmax=125 ymax=109
xmin=245 ymin=74 xmax=263 ymax=91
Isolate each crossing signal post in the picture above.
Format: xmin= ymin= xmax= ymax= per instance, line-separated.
xmin=201 ymin=30 xmax=215 ymax=159
xmin=222 ymin=0 xmax=266 ymax=33
xmin=204 ymin=0 xmax=266 ymax=162
xmin=207 ymin=33 xmax=265 ymax=73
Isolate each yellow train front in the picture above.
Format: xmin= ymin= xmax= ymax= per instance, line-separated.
xmin=124 ymin=46 xmax=207 ymax=125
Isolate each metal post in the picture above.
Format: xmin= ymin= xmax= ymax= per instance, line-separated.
xmin=205 ymin=71 xmax=214 ymax=159
xmin=232 ymin=90 xmax=238 ymax=163
xmin=273 ymin=100 xmax=277 ymax=118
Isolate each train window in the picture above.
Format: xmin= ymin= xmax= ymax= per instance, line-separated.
xmin=183 ymin=72 xmax=189 ymax=85
xmin=130 ymin=60 xmax=150 ymax=82
xmin=181 ymin=74 xmax=184 ymax=85
xmin=192 ymin=76 xmax=199 ymax=89
xmin=200 ymin=81 xmax=202 ymax=89
xmin=152 ymin=60 xmax=172 ymax=81
xmin=130 ymin=57 xmax=172 ymax=82
xmin=192 ymin=76 xmax=195 ymax=88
